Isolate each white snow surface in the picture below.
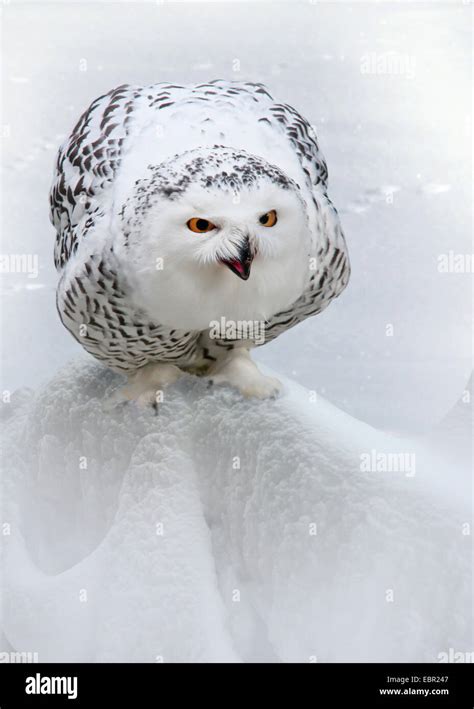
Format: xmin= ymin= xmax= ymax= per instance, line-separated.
xmin=1 ymin=360 xmax=470 ymax=662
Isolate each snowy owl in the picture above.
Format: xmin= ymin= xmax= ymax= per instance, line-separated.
xmin=50 ymin=80 xmax=350 ymax=404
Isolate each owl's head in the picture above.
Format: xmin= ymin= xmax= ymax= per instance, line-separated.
xmin=117 ymin=146 xmax=311 ymax=328
xmin=120 ymin=146 xmax=309 ymax=281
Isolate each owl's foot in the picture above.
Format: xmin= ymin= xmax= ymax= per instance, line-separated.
xmin=208 ymin=348 xmax=282 ymax=400
xmin=104 ymin=362 xmax=182 ymax=412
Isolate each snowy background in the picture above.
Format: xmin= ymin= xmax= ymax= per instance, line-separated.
xmin=1 ymin=0 xmax=472 ymax=662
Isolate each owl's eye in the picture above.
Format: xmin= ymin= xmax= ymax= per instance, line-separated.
xmin=259 ymin=210 xmax=278 ymax=227
xmin=187 ymin=218 xmax=216 ymax=233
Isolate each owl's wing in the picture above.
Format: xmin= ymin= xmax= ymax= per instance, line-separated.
xmin=263 ymin=98 xmax=328 ymax=191
xmin=50 ymin=82 xmax=192 ymax=270
xmin=50 ymin=84 xmax=133 ymax=269
xmin=262 ymin=192 xmax=350 ymax=345
xmin=213 ymin=80 xmax=329 ymax=191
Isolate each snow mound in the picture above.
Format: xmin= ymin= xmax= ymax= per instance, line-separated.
xmin=1 ymin=360 xmax=470 ymax=662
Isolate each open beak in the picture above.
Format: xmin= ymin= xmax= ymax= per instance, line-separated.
xmin=220 ymin=236 xmax=254 ymax=281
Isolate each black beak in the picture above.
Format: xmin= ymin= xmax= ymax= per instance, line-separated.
xmin=221 ymin=237 xmax=254 ymax=281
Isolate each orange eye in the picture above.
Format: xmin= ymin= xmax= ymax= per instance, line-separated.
xmin=259 ymin=209 xmax=277 ymax=227
xmin=187 ymin=217 xmax=216 ymax=233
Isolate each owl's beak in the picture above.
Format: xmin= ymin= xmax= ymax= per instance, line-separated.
xmin=221 ymin=237 xmax=253 ymax=281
